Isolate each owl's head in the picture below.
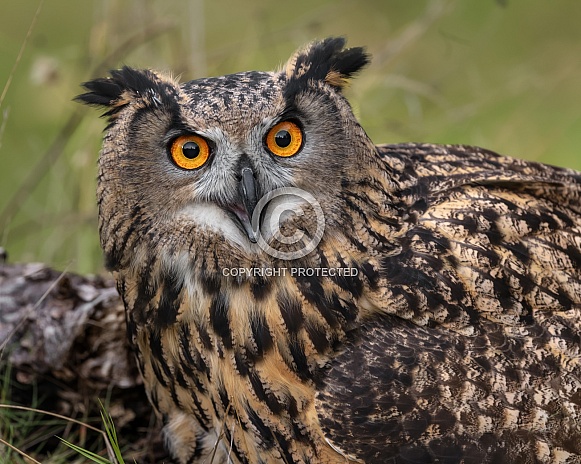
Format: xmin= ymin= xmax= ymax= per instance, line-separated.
xmin=78 ymin=38 xmax=375 ymax=271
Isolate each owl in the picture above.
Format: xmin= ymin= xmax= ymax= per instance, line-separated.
xmin=77 ymin=38 xmax=581 ymax=463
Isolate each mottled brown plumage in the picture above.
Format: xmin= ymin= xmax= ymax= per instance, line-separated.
xmin=77 ymin=38 xmax=581 ymax=463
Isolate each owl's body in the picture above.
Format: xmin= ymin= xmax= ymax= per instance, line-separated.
xmin=78 ymin=39 xmax=581 ymax=463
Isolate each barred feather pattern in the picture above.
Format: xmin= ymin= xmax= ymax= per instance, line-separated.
xmin=77 ymin=38 xmax=581 ymax=464
xmin=109 ymin=143 xmax=581 ymax=463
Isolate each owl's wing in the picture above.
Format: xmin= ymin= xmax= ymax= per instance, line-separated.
xmin=316 ymin=143 xmax=581 ymax=463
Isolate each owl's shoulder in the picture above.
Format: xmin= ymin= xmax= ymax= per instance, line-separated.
xmin=363 ymin=142 xmax=581 ymax=324
xmin=376 ymin=142 xmax=581 ymax=196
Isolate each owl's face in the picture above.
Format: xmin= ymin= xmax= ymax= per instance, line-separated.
xmin=82 ymin=39 xmax=373 ymax=269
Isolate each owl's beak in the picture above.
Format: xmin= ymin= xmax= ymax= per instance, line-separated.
xmin=237 ymin=167 xmax=258 ymax=243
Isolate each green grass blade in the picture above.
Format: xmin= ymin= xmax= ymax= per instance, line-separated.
xmin=58 ymin=437 xmax=112 ymax=464
xmin=99 ymin=399 xmax=125 ymax=463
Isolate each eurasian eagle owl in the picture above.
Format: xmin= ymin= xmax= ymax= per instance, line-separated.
xmin=77 ymin=38 xmax=581 ymax=463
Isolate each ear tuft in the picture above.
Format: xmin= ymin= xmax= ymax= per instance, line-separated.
xmin=282 ymin=37 xmax=370 ymax=91
xmin=75 ymin=67 xmax=178 ymax=121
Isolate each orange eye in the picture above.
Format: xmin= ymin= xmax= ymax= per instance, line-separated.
xmin=170 ymin=135 xmax=211 ymax=170
xmin=265 ymin=121 xmax=303 ymax=158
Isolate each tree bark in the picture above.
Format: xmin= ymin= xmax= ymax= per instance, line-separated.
xmin=0 ymin=255 xmax=168 ymax=463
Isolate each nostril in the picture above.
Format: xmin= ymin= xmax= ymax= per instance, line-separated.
xmin=235 ymin=153 xmax=253 ymax=178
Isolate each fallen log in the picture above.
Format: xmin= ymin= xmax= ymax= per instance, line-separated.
xmin=0 ymin=252 xmax=169 ymax=463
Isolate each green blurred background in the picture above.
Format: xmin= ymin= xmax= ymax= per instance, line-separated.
xmin=1 ymin=0 xmax=580 ymax=274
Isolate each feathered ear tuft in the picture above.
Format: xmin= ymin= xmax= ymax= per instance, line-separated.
xmin=75 ymin=67 xmax=178 ymax=122
xmin=282 ymin=37 xmax=370 ymax=91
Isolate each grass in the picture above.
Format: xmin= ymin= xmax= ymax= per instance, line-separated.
xmin=59 ymin=401 xmax=126 ymax=464
xmin=0 ymin=404 xmax=120 ymax=464
xmin=0 ymin=362 xmax=119 ymax=463
xmin=1 ymin=1 xmax=580 ymax=462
